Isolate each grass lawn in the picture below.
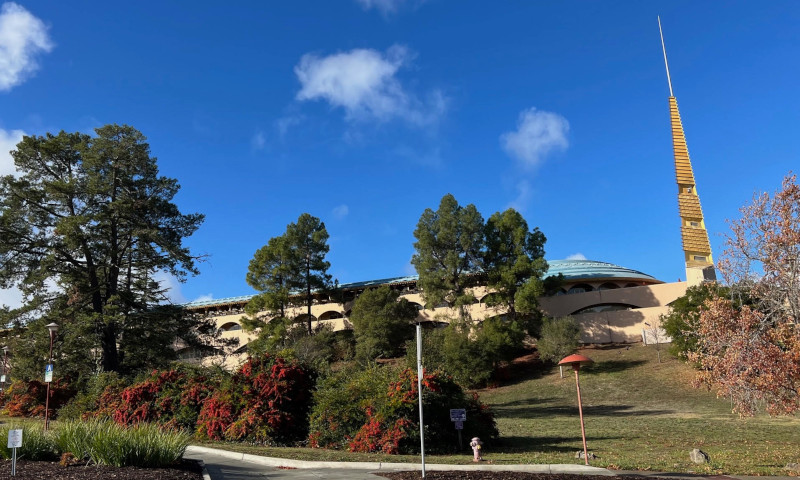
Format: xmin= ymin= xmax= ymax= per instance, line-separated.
xmin=200 ymin=344 xmax=800 ymax=475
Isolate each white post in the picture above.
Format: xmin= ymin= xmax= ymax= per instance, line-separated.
xmin=416 ymin=324 xmax=426 ymax=478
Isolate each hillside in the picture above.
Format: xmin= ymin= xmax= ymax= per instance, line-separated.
xmin=478 ymin=343 xmax=799 ymax=474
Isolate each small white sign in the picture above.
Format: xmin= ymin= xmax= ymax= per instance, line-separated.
xmin=449 ymin=408 xmax=466 ymax=422
xmin=0 ymin=374 xmax=6 ymax=383
xmin=7 ymin=429 xmax=22 ymax=448
xmin=44 ymin=364 xmax=53 ymax=383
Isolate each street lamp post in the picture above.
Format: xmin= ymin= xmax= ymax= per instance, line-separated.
xmin=44 ymin=322 xmax=59 ymax=431
xmin=1 ymin=346 xmax=8 ymax=391
xmin=558 ymin=354 xmax=594 ymax=465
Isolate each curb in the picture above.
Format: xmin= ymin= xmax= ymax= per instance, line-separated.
xmin=197 ymin=459 xmax=212 ymax=480
xmin=185 ymin=445 xmax=614 ymax=475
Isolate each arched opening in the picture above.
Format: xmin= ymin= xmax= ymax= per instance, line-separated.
xmin=567 ymin=284 xmax=594 ymax=294
xmin=624 ymin=282 xmax=641 ymax=288
xmin=219 ymin=322 xmax=242 ymax=332
xmin=598 ymin=282 xmax=620 ymax=290
xmin=319 ymin=310 xmax=344 ymax=320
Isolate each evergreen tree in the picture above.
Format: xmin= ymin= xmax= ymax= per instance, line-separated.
xmin=350 ymin=285 xmax=419 ymax=362
xmin=0 ymin=125 xmax=206 ymax=377
xmin=483 ymin=208 xmax=549 ymax=333
xmin=411 ymin=194 xmax=484 ymax=317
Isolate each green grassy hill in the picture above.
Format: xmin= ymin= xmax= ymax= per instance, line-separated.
xmin=479 ymin=343 xmax=799 ymax=474
xmin=200 ymin=343 xmax=799 ymax=475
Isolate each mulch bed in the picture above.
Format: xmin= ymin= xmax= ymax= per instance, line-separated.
xmin=0 ymin=459 xmax=202 ymax=479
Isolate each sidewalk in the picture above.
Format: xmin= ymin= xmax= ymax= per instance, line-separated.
xmin=185 ymin=445 xmax=613 ymax=479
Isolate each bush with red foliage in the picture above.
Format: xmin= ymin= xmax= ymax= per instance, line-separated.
xmin=107 ymin=365 xmax=220 ymax=430
xmin=309 ymin=366 xmax=497 ymax=454
xmin=2 ymin=379 xmax=75 ymax=418
xmin=196 ymin=354 xmax=316 ymax=444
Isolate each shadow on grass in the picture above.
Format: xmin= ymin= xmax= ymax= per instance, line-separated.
xmin=583 ymin=359 xmax=647 ymax=374
xmin=491 ymin=401 xmax=675 ymax=418
xmin=494 ymin=434 xmax=623 ymax=453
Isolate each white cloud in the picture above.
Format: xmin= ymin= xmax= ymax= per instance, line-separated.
xmin=332 ymin=204 xmax=349 ymax=220
xmin=355 ymin=0 xmax=427 ymax=15
xmin=191 ymin=293 xmax=214 ymax=303
xmin=294 ymin=45 xmax=444 ymax=125
xmin=566 ymin=253 xmax=587 ymax=261
xmin=0 ymin=127 xmax=24 ymax=176
xmin=0 ymin=286 xmax=22 ymax=309
xmin=153 ymin=271 xmax=187 ymax=304
xmin=251 ymin=130 xmax=266 ymax=150
xmin=0 ymin=2 xmax=53 ymax=92
xmin=501 ymin=107 xmax=569 ymax=167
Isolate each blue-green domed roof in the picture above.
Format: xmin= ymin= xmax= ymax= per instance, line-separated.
xmin=545 ymin=259 xmax=660 ymax=283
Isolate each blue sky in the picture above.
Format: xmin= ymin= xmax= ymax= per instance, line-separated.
xmin=1 ymin=1 xmax=799 ymax=305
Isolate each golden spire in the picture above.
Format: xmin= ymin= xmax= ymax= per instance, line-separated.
xmin=659 ymin=17 xmax=716 ymax=284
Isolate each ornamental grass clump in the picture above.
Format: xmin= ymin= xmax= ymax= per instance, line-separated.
xmin=54 ymin=420 xmax=190 ymax=468
xmin=0 ymin=423 xmax=57 ymax=461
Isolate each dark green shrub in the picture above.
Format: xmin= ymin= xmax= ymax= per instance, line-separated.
xmin=58 ymin=372 xmax=126 ymax=421
xmin=309 ymin=365 xmax=497 ymax=454
xmin=661 ymin=283 xmax=733 ymax=358
xmin=537 ymin=316 xmax=580 ymax=363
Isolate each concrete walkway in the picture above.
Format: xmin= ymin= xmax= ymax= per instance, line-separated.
xmin=185 ymin=445 xmax=612 ymax=480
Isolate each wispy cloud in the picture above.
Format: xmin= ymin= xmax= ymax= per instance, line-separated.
xmin=294 ymin=45 xmax=445 ymax=125
xmin=566 ymin=253 xmax=587 ymax=260
xmin=191 ymin=293 xmax=214 ymax=303
xmin=501 ymin=107 xmax=569 ymax=168
xmin=0 ymin=2 xmax=54 ymax=92
xmin=507 ymin=180 xmax=532 ymax=213
xmin=251 ymin=130 xmax=266 ymax=150
xmin=0 ymin=127 xmax=24 ymax=176
xmin=355 ymin=0 xmax=426 ymax=16
xmin=275 ymin=114 xmax=304 ymax=138
xmin=332 ymin=204 xmax=349 ymax=220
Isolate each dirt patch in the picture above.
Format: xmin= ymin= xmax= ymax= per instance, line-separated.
xmin=0 ymin=459 xmax=202 ymax=479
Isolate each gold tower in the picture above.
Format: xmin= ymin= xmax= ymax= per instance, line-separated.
xmin=659 ymin=18 xmax=716 ymax=285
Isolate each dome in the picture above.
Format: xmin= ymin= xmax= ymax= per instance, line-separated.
xmin=545 ymin=259 xmax=660 ymax=283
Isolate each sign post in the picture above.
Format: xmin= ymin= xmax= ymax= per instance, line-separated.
xmin=450 ymin=408 xmax=466 ymax=450
xmin=8 ymin=429 xmax=22 ymax=476
xmin=44 ymin=364 xmax=53 ymax=383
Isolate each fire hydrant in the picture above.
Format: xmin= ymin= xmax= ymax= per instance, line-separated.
xmin=470 ymin=437 xmax=483 ymax=462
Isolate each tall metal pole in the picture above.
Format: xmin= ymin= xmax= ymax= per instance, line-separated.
xmin=2 ymin=347 xmax=7 ymax=392
xmin=44 ymin=329 xmax=54 ymax=431
xmin=658 ymin=16 xmax=674 ymax=97
xmin=574 ymin=366 xmax=589 ymax=465
xmin=416 ymin=324 xmax=426 ymax=478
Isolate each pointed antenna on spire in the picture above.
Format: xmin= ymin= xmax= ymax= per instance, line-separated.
xmin=658 ymin=16 xmax=674 ymax=97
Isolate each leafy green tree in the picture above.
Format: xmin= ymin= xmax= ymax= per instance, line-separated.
xmin=483 ymin=208 xmax=548 ymax=333
xmin=350 ymin=285 xmax=419 ymax=362
xmin=0 ymin=126 xmax=206 ymax=377
xmin=475 ymin=316 xmax=526 ymax=368
xmin=411 ymin=194 xmax=484 ymax=318
xmin=661 ymin=283 xmax=731 ymax=358
xmin=536 ymin=316 xmax=581 ymax=363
